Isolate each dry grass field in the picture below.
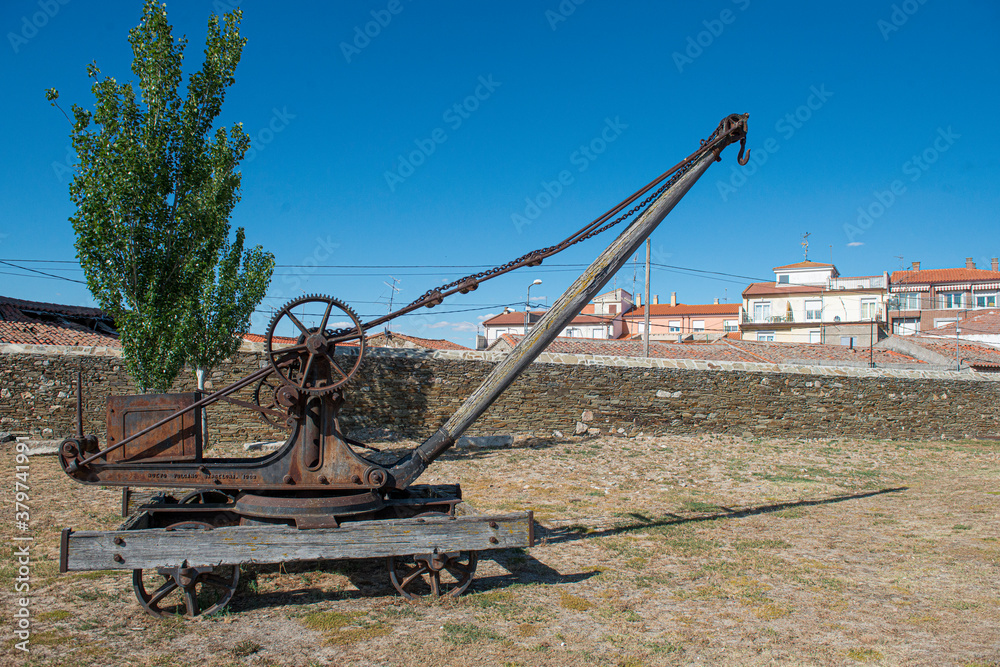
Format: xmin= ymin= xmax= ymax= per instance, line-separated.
xmin=2 ymin=432 xmax=999 ymax=667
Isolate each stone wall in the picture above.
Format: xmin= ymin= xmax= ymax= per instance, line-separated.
xmin=1 ymin=344 xmax=998 ymax=443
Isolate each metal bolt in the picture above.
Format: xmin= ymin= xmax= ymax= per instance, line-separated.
xmin=113 ymin=554 xmax=124 ymax=563
xmin=283 ymin=474 xmax=293 ymax=484
xmin=113 ymin=537 xmax=124 ymax=546
xmin=489 ymin=537 xmax=499 ymax=545
xmin=489 ymin=521 xmax=498 ymax=529
xmin=318 ymin=475 xmax=328 ymax=484
xmin=351 ymin=475 xmax=361 ymax=484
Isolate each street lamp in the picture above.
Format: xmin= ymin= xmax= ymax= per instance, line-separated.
xmin=525 ymin=279 xmax=542 ymax=334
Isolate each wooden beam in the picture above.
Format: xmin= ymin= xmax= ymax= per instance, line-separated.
xmin=62 ymin=511 xmax=533 ymax=571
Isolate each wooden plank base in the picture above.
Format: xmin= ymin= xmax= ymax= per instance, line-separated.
xmin=61 ymin=511 xmax=533 ymax=571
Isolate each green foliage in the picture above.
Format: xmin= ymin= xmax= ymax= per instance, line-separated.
xmin=187 ymin=227 xmax=274 ymax=376
xmin=50 ymin=0 xmax=268 ymax=392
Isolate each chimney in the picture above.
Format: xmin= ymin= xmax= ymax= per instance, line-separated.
xmin=966 ymin=257 xmax=976 ymax=269
xmin=635 ymin=293 xmax=641 ymax=307
xmin=653 ymin=294 xmax=659 ymax=305
xmin=713 ymin=297 xmax=719 ymax=305
xmin=992 ymin=257 xmax=999 ymax=272
xmin=670 ymin=292 xmax=677 ymax=307
xmin=911 ymin=261 xmax=920 ymax=271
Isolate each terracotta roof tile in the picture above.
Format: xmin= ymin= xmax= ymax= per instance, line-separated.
xmin=890 ymin=268 xmax=1000 ymax=285
xmin=926 ymin=310 xmax=1000 ymax=337
xmin=488 ymin=334 xmax=923 ymax=367
xmin=365 ymin=331 xmax=469 ymax=351
xmin=905 ymin=335 xmax=1000 ymax=368
xmin=0 ymin=295 xmax=118 ymax=347
xmin=773 ymin=260 xmax=836 ymax=271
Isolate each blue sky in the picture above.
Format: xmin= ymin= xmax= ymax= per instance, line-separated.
xmin=2 ymin=0 xmax=998 ymax=346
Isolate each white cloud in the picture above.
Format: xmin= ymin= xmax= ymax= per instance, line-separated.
xmin=426 ymin=320 xmax=479 ymax=332
xmin=847 ymin=242 xmax=864 ymax=247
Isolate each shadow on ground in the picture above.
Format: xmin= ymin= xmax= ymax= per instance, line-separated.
xmin=538 ymin=486 xmax=910 ymax=544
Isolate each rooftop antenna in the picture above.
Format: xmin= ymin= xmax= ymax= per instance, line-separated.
xmin=802 ymin=232 xmax=811 ymax=260
xmin=894 ymin=255 xmax=904 ymax=270
xmin=829 ymin=244 xmax=833 ymax=265
xmin=382 ymin=276 xmax=401 ymax=334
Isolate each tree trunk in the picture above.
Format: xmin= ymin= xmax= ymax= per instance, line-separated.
xmin=195 ymin=367 xmax=209 ymax=450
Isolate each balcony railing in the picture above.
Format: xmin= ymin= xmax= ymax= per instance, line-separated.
xmin=828 ymin=276 xmax=885 ymax=290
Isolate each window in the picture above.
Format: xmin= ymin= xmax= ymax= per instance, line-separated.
xmin=777 ymin=275 xmax=789 ymax=284
xmin=692 ymin=320 xmax=705 ymax=332
xmin=565 ymin=327 xmax=581 ymax=337
xmin=893 ymin=293 xmax=921 ymax=310
xmin=608 ymin=304 xmax=617 ymax=315
xmin=753 ymin=302 xmax=771 ymax=323
xmin=591 ymin=328 xmax=603 ymax=338
xmin=723 ymin=320 xmax=738 ymax=332
xmin=757 ymin=331 xmax=775 ymax=342
xmin=840 ymin=336 xmax=858 ymax=347
xmin=668 ymin=320 xmax=681 ymax=333
xmin=861 ymin=299 xmax=877 ymax=320
xmin=635 ymin=322 xmax=645 ymax=334
xmin=892 ymin=318 xmax=920 ymax=335
xmin=808 ymin=330 xmax=821 ymax=344
xmin=805 ymin=300 xmax=822 ymax=321
xmin=943 ymin=292 xmax=963 ymax=309
xmin=975 ymin=294 xmax=997 ymax=308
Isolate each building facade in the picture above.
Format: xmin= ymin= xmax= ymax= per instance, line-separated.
xmin=481 ymin=289 xmax=632 ymax=346
xmin=740 ymin=261 xmax=888 ymax=346
xmin=887 ymin=258 xmax=1000 ymax=335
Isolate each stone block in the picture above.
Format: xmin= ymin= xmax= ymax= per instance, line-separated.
xmin=457 ymin=435 xmax=513 ymax=449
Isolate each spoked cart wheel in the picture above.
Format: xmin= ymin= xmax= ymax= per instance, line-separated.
xmin=131 ymin=521 xmax=239 ymax=618
xmin=387 ymin=550 xmax=478 ymax=600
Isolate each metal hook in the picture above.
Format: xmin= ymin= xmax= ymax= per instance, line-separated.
xmin=737 ymin=136 xmax=750 ymax=165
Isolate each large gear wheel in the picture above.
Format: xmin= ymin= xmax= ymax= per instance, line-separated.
xmin=265 ymin=295 xmax=367 ymax=395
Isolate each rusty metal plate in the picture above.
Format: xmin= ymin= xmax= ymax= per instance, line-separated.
xmin=106 ymin=393 xmax=202 ymax=463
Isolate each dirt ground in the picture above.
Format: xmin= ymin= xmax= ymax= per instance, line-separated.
xmin=2 ymin=432 xmax=998 ymax=667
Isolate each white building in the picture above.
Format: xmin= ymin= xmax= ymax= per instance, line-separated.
xmin=740 ymin=261 xmax=888 ymax=346
xmin=482 ymin=289 xmax=632 ymax=346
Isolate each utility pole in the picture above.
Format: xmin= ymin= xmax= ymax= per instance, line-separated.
xmin=955 ymin=309 xmax=965 ymax=370
xmin=643 ymin=239 xmax=651 ymax=357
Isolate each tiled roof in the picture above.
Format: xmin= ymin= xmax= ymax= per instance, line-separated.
xmin=0 ymin=295 xmax=106 ymax=319
xmin=489 ymin=334 xmax=757 ymax=361
xmin=721 ymin=338 xmax=924 ymax=366
xmin=0 ymin=295 xmax=119 ymax=347
xmin=623 ymin=303 xmax=740 ymax=318
xmin=742 ymin=282 xmax=825 ymax=297
xmin=904 ymin=335 xmax=1000 ymax=369
xmin=242 ymin=332 xmax=300 ymax=345
xmin=482 ymin=310 xmax=610 ymax=327
xmin=890 ymin=268 xmax=1000 ymax=285
xmin=773 ymin=261 xmax=836 ymax=271
xmin=366 ymin=331 xmax=469 ymax=351
xmin=488 ymin=334 xmax=924 ymax=367
xmin=925 ymin=310 xmax=1000 ymax=337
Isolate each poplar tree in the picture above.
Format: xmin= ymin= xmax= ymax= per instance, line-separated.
xmin=47 ymin=1 xmax=273 ymax=393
